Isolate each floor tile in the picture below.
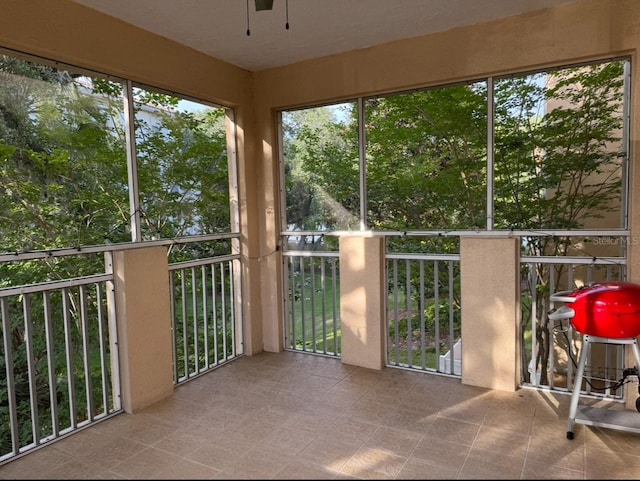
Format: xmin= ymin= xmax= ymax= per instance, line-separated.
xmin=3 ymin=351 xmax=639 ymax=479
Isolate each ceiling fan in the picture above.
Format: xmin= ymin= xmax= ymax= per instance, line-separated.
xmin=247 ymin=0 xmax=289 ymax=35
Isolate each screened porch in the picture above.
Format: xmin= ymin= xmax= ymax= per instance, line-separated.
xmin=2 ymin=0 xmax=640 ymax=478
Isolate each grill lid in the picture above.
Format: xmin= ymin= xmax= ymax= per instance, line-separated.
xmin=549 ymin=281 xmax=640 ymax=338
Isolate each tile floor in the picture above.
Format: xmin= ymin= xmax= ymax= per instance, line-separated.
xmin=2 ymin=350 xmax=640 ymax=479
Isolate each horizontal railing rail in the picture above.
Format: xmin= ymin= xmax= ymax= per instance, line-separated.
xmin=0 ymin=233 xmax=240 ymax=262
xmin=282 ymin=229 xmax=631 ymax=238
xmin=0 ymin=274 xmax=113 ymax=298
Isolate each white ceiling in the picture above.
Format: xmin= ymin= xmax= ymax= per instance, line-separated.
xmin=73 ymin=0 xmax=577 ymax=72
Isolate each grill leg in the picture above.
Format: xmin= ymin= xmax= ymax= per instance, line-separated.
xmin=567 ymin=336 xmax=640 ymax=439
xmin=631 ymin=339 xmax=640 ymax=412
xmin=567 ymin=334 xmax=590 ymax=440
xmin=631 ymin=339 xmax=640 ymax=373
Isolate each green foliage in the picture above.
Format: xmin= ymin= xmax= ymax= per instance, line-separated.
xmin=494 ymin=62 xmax=624 ymax=232
xmin=0 ymin=55 xmax=231 ymax=258
xmin=0 ymin=54 xmax=235 ymax=457
xmin=365 ymin=83 xmax=488 ymax=230
xmin=283 ymin=105 xmax=360 ymax=232
xmin=0 ymin=60 xmax=131 ymax=255
xmin=284 ymin=61 xmax=625 ymax=238
xmin=283 ymin=59 xmax=627 ymax=380
xmin=135 ymin=104 xmax=230 ymax=241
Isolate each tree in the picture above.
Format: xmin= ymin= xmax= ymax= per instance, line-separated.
xmin=365 ymin=84 xmax=488 ymax=235
xmin=0 ymin=56 xmax=232 ymax=455
xmin=494 ymin=62 xmax=626 ymax=384
xmin=283 ymin=104 xmax=360 ymax=240
xmin=283 ymin=59 xmax=626 ymax=383
xmin=0 ymin=58 xmax=130 ymax=454
xmin=133 ymin=93 xmax=230 ymax=260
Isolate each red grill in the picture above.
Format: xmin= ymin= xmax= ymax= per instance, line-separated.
xmin=548 ymin=281 xmax=640 ymax=440
xmin=550 ymin=281 xmax=640 ymax=338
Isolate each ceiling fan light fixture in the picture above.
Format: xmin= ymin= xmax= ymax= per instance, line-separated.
xmin=255 ymin=0 xmax=274 ymax=11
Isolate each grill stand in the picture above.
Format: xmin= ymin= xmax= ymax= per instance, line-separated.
xmin=567 ymin=335 xmax=640 ymax=440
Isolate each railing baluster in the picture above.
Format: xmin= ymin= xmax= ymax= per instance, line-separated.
xmin=331 ymin=258 xmax=339 ymax=355
xmin=1 ymin=298 xmax=20 ymax=456
xmin=225 ymin=261 xmax=236 ymax=359
xmin=392 ymin=259 xmax=400 ymax=366
xmin=79 ymin=285 xmax=95 ymax=422
xmin=211 ymin=263 xmax=219 ymax=364
xmin=419 ymin=259 xmax=426 ymax=370
xmin=62 ymin=287 xmax=77 ymax=430
xmin=22 ymin=294 xmax=41 ymax=446
xmin=405 ymin=259 xmax=412 ymax=368
xmin=202 ymin=265 xmax=210 ymax=369
xmin=227 ymin=260 xmax=236 ymax=359
xmin=43 ymin=292 xmax=59 ymax=438
xmin=434 ymin=260 xmax=440 ymax=369
xmin=170 ymin=270 xmax=180 ymax=382
xmin=191 ymin=266 xmax=198 ymax=374
xmin=95 ymin=283 xmax=110 ymax=418
xmin=180 ymin=269 xmax=189 ymax=380
xmin=299 ymin=256 xmax=306 ymax=352
xmin=220 ymin=261 xmax=228 ymax=360
xmin=310 ymin=257 xmax=317 ymax=352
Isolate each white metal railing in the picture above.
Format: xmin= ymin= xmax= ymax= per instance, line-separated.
xmin=281 ymin=235 xmax=463 ymax=373
xmin=522 ymin=254 xmax=627 ymax=398
xmin=280 ymin=230 xmax=631 ymax=392
xmin=169 ymin=254 xmax=243 ymax=383
xmin=283 ymin=249 xmax=341 ymax=357
xmin=386 ymin=253 xmax=461 ymax=375
xmin=0 ymin=233 xmax=243 ymax=465
xmin=0 ymin=272 xmax=120 ymax=464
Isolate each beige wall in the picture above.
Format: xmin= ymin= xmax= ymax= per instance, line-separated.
xmin=253 ymin=0 xmax=640 ymax=352
xmin=2 ymin=0 xmax=640 ymax=358
xmin=110 ymin=246 xmax=174 ymax=412
xmin=339 ymin=236 xmax=387 ymax=370
xmin=0 ymin=0 xmax=249 ymax=106
xmin=460 ymin=237 xmax=521 ymax=391
xmin=0 ymin=0 xmax=267 ymax=353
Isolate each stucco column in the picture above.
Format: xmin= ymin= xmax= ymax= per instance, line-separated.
xmin=109 ymin=245 xmax=174 ymax=412
xmin=460 ymin=236 xmax=521 ymax=391
xmin=339 ymin=235 xmax=387 ymax=370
